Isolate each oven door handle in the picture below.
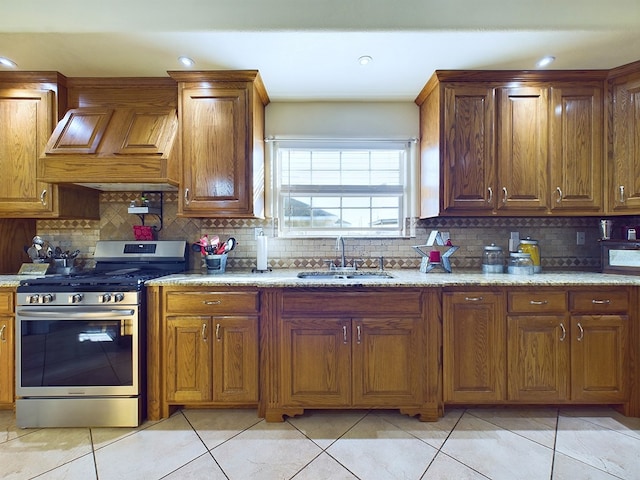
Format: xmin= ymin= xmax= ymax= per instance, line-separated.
xmin=17 ymin=309 xmax=136 ymax=319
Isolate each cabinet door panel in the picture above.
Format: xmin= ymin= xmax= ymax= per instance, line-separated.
xmin=507 ymin=315 xmax=569 ymax=402
xmin=180 ymin=87 xmax=249 ymax=213
xmin=497 ymin=87 xmax=548 ymax=211
xmin=442 ymin=85 xmax=496 ymax=212
xmin=0 ymin=316 xmax=13 ymax=404
xmin=443 ymin=292 xmax=505 ymax=402
xmin=166 ymin=316 xmax=212 ymax=402
xmin=352 ymin=317 xmax=422 ymax=406
xmin=0 ymin=89 xmax=55 ymax=215
xmin=571 ymin=315 xmax=628 ymax=402
xmin=281 ymin=318 xmax=350 ymax=406
xmin=610 ymin=79 xmax=640 ymax=211
xmin=549 ymin=85 xmax=603 ymax=212
xmin=213 ymin=317 xmax=258 ymax=403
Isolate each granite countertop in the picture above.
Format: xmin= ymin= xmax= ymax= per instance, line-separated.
xmin=3 ymin=270 xmax=640 ymax=289
xmin=145 ymin=269 xmax=640 ymax=288
xmin=0 ymin=275 xmax=46 ymax=288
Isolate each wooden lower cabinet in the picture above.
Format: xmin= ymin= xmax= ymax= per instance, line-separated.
xmin=445 ymin=287 xmax=633 ymax=410
xmin=281 ymin=317 xmax=422 ymax=407
xmin=505 ymin=288 xmax=630 ymax=406
xmin=166 ymin=315 xmax=258 ymax=404
xmin=263 ymin=288 xmax=438 ymax=422
xmin=570 ymin=315 xmax=628 ymax=402
xmin=0 ymin=289 xmax=14 ymax=408
xmin=443 ymin=290 xmax=506 ymax=403
xmin=151 ymin=287 xmax=260 ymax=419
xmin=507 ymin=315 xmax=570 ymax=402
xmin=166 ymin=316 xmax=212 ymax=403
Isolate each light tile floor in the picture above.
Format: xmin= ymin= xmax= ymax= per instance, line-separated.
xmin=1 ymin=406 xmax=639 ymax=479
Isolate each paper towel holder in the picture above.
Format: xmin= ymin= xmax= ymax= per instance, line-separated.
xmin=252 ymin=231 xmax=272 ymax=273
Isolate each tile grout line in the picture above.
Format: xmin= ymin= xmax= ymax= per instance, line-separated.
xmin=177 ymin=410 xmax=231 ymax=480
xmin=416 ymin=408 xmax=492 ymax=480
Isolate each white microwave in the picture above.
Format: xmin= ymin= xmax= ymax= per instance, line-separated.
xmin=601 ymin=241 xmax=640 ymax=275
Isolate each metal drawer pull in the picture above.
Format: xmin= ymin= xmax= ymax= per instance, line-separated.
xmin=502 ymin=187 xmax=508 ymax=204
xmin=215 ymin=323 xmax=221 ymax=341
xmin=464 ymin=297 xmax=483 ymax=302
xmin=529 ymin=300 xmax=549 ymax=305
xmin=487 ymin=187 xmax=493 ymax=204
xmin=184 ymin=188 xmax=191 ymax=206
xmin=619 ymin=185 xmax=625 ymax=203
xmin=591 ymin=299 xmax=611 ymax=305
xmin=556 ymin=186 xmax=563 ymax=203
xmin=203 ymin=300 xmax=221 ymax=305
xmin=40 ymin=189 xmax=48 ymax=206
xmin=559 ymin=322 xmax=566 ymax=342
xmin=0 ymin=324 xmax=5 ymax=341
xmin=202 ymin=323 xmax=208 ymax=341
xmin=342 ymin=325 xmax=347 ymax=344
xmin=356 ymin=325 xmax=362 ymax=344
xmin=577 ymin=322 xmax=584 ymax=342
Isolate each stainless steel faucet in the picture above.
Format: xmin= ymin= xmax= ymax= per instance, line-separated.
xmin=336 ymin=236 xmax=346 ymax=268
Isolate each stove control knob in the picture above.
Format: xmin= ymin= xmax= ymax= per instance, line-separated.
xmin=100 ymin=293 xmax=112 ymax=303
xmin=42 ymin=294 xmax=54 ymax=304
xmin=114 ymin=293 xmax=125 ymax=303
xmin=27 ymin=294 xmax=40 ymax=304
xmin=71 ymin=293 xmax=83 ymax=304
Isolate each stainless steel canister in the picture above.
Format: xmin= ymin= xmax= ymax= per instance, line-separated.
xmin=599 ymin=219 xmax=613 ymax=240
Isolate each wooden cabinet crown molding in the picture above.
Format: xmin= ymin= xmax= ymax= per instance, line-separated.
xmin=167 ymin=70 xmax=270 ymax=106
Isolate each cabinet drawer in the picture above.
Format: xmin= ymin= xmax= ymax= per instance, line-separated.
xmin=165 ymin=290 xmax=259 ymax=314
xmin=281 ymin=289 xmax=423 ymax=316
xmin=569 ymin=290 xmax=629 ymax=313
xmin=0 ymin=290 xmax=13 ymax=313
xmin=508 ymin=291 xmax=567 ymax=313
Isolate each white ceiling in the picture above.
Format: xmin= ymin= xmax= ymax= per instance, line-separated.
xmin=1 ymin=0 xmax=639 ymax=101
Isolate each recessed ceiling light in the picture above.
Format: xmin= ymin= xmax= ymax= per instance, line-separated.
xmin=536 ymin=55 xmax=556 ymax=68
xmin=358 ymin=55 xmax=373 ymax=66
xmin=0 ymin=57 xmax=17 ymax=68
xmin=178 ymin=56 xmax=195 ymax=67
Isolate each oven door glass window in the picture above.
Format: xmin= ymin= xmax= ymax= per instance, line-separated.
xmin=20 ymin=318 xmax=136 ymax=389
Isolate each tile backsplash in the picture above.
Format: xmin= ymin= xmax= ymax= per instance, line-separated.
xmin=35 ymin=192 xmax=635 ymax=273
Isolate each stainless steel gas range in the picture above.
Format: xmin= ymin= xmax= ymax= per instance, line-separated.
xmin=15 ymin=240 xmax=187 ymax=428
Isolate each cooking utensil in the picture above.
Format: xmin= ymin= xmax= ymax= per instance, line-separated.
xmin=27 ymin=246 xmax=40 ymax=261
xmin=224 ymin=237 xmax=236 ymax=253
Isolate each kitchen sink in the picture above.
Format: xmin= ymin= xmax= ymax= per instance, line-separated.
xmin=296 ymin=271 xmax=395 ymax=280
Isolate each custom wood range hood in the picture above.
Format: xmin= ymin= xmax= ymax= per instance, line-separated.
xmin=38 ymin=106 xmax=179 ymax=191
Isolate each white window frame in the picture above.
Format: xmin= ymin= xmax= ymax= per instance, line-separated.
xmin=267 ymin=137 xmax=418 ymax=238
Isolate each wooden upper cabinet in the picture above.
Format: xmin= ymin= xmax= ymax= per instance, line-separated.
xmin=441 ymin=84 xmax=496 ymax=213
xmin=170 ymin=71 xmax=269 ymax=218
xmin=496 ymin=86 xmax=549 ymax=212
xmin=0 ymin=85 xmax=98 ymax=218
xmin=608 ymin=65 xmax=640 ymax=213
xmin=416 ymin=70 xmax=606 ymax=217
xmin=549 ymin=84 xmax=603 ymax=213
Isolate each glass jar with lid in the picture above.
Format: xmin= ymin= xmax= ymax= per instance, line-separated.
xmin=507 ymin=251 xmax=534 ymax=275
xmin=482 ymin=244 xmax=504 ymax=273
xmin=518 ymin=237 xmax=541 ymax=273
